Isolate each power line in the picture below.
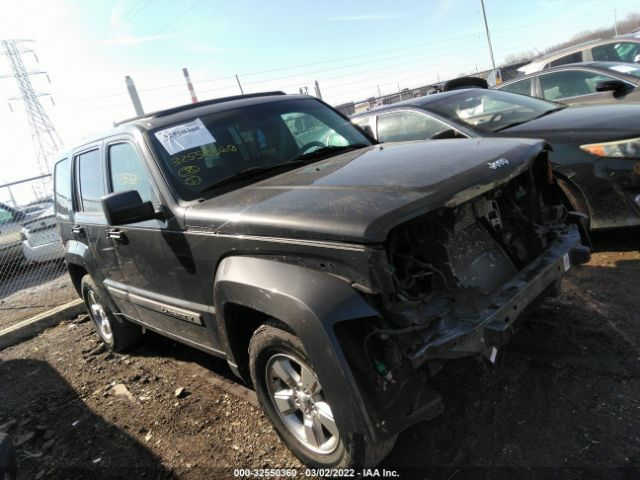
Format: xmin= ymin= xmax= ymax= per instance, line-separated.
xmin=112 ymin=0 xmax=152 ymax=29
xmin=57 ymin=7 xmax=639 ymax=105
xmin=152 ymin=0 xmax=207 ymax=35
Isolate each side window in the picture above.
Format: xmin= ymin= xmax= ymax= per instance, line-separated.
xmin=377 ymin=111 xmax=450 ymax=142
xmin=54 ymin=158 xmax=71 ymax=217
xmin=499 ymin=78 xmax=533 ymax=96
xmin=281 ymin=112 xmax=348 ymax=147
xmin=593 ymin=42 xmax=640 ymax=62
xmin=108 ymin=143 xmax=154 ymax=203
xmin=548 ymin=51 xmax=583 ymax=68
xmin=0 ymin=205 xmax=14 ymax=224
xmin=540 ymin=70 xmax=616 ymax=100
xmin=77 ymin=149 xmax=104 ymax=213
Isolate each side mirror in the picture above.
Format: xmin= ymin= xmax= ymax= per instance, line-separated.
xmin=101 ymin=190 xmax=156 ymax=226
xmin=595 ymin=79 xmax=628 ymax=94
xmin=361 ymin=125 xmax=374 ymax=138
xmin=353 ymin=123 xmax=376 ymax=140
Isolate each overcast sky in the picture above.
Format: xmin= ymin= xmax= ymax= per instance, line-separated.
xmin=1 ymin=0 xmax=639 ymax=193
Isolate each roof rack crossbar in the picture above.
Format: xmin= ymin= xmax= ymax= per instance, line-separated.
xmin=113 ymin=91 xmax=287 ymax=127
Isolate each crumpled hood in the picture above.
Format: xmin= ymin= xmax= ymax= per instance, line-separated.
xmin=185 ymin=138 xmax=546 ymax=243
xmin=501 ymin=104 xmax=640 ymax=143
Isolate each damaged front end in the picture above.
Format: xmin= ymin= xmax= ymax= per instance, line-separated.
xmin=336 ymin=151 xmax=590 ymax=438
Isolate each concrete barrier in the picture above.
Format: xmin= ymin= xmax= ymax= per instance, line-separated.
xmin=0 ymin=299 xmax=85 ymax=351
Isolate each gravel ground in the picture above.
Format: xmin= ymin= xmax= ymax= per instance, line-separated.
xmin=0 ymin=231 xmax=638 ymax=480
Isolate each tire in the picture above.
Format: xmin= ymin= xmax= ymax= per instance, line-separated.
xmin=0 ymin=433 xmax=16 ymax=480
xmin=248 ymin=320 xmax=396 ymax=469
xmin=556 ymin=177 xmax=592 ymax=248
xmin=81 ymin=275 xmax=142 ymax=352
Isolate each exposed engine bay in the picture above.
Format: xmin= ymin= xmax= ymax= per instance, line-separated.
xmin=384 ymin=158 xmax=566 ymax=329
xmin=335 ymin=155 xmax=587 ymax=436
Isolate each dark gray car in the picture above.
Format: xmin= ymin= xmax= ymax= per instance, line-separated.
xmin=55 ymin=92 xmax=587 ymax=469
xmin=496 ymin=62 xmax=640 ymax=105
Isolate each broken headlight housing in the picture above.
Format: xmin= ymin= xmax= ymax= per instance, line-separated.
xmin=580 ymin=137 xmax=640 ymax=158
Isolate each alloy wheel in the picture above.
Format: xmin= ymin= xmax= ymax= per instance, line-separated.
xmin=265 ymin=353 xmax=339 ymax=454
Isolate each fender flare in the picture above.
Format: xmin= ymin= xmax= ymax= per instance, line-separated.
xmin=64 ymin=240 xmax=122 ymax=319
xmin=214 ymin=255 xmax=379 ymax=440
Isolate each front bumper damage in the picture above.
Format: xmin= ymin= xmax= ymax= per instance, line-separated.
xmin=340 ymin=224 xmax=589 ymax=440
xmin=406 ymin=223 xmax=589 ymax=366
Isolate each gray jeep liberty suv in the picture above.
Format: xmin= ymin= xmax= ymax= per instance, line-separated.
xmin=54 ymin=91 xmax=589 ymax=469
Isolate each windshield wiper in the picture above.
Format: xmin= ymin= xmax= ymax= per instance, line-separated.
xmin=292 ymin=143 xmax=369 ymax=161
xmin=198 ymin=161 xmax=308 ymax=193
xmin=495 ymin=107 xmax=565 ymax=131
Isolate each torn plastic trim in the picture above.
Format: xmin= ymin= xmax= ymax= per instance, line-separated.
xmin=405 ymin=224 xmax=588 ymax=366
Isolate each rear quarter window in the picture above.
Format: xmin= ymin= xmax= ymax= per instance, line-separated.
xmin=548 ymin=51 xmax=583 ymax=68
xmin=499 ymin=78 xmax=533 ymax=97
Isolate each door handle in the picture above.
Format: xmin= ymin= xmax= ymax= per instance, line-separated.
xmin=70 ymin=225 xmax=85 ymax=235
xmin=106 ymin=228 xmax=126 ymax=242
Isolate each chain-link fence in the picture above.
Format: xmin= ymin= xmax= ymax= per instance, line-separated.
xmin=0 ymin=175 xmax=76 ymax=331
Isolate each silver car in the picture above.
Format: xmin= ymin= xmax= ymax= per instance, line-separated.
xmin=0 ymin=202 xmax=28 ymax=268
xmin=520 ymin=35 xmax=640 ymax=75
xmin=0 ymin=201 xmax=64 ymax=270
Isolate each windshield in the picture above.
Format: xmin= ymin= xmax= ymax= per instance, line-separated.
xmin=603 ymin=63 xmax=640 ymax=78
xmin=425 ymin=89 xmax=563 ymax=132
xmin=148 ymin=98 xmax=371 ymax=200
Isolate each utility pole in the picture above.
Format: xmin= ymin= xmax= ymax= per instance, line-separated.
xmin=0 ymin=39 xmax=63 ymax=189
xmin=125 ymin=75 xmax=144 ymax=116
xmin=182 ymin=67 xmax=198 ymax=103
xmin=314 ymin=80 xmax=322 ymax=100
xmin=377 ymin=84 xmax=381 ymax=97
xmin=480 ymin=0 xmax=496 ymax=70
xmin=235 ymin=74 xmax=244 ymax=94
xmin=614 ymin=9 xmax=619 ymax=36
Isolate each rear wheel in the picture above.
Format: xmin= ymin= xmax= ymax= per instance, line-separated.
xmin=81 ymin=275 xmax=142 ymax=352
xmin=248 ymin=320 xmax=396 ymax=468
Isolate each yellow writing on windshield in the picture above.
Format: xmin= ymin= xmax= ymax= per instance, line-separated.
xmin=171 ymin=144 xmax=237 ymax=167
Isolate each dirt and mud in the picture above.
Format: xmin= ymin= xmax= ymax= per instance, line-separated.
xmin=0 ymin=231 xmax=638 ymax=480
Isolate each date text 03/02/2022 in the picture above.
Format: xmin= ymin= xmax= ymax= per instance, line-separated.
xmin=233 ymin=468 xmax=401 ymax=478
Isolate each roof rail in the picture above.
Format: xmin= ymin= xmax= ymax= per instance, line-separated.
xmin=113 ymin=91 xmax=287 ymax=127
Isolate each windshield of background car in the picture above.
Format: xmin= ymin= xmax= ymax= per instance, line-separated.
xmin=148 ymin=98 xmax=371 ymax=200
xmin=425 ymin=90 xmax=562 ymax=132
xmin=603 ymin=63 xmax=640 ymax=78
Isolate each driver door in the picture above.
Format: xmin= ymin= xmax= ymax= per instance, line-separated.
xmin=99 ymin=138 xmax=222 ymax=351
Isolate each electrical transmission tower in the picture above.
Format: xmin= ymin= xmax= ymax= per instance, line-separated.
xmin=0 ymin=39 xmax=63 ymax=185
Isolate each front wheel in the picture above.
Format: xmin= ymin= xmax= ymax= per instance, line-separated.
xmin=248 ymin=320 xmax=396 ymax=468
xmin=81 ymin=275 xmax=141 ymax=352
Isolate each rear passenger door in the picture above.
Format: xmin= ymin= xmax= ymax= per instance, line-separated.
xmin=72 ymin=145 xmax=116 ymax=286
xmin=101 ymin=138 xmax=221 ymax=351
